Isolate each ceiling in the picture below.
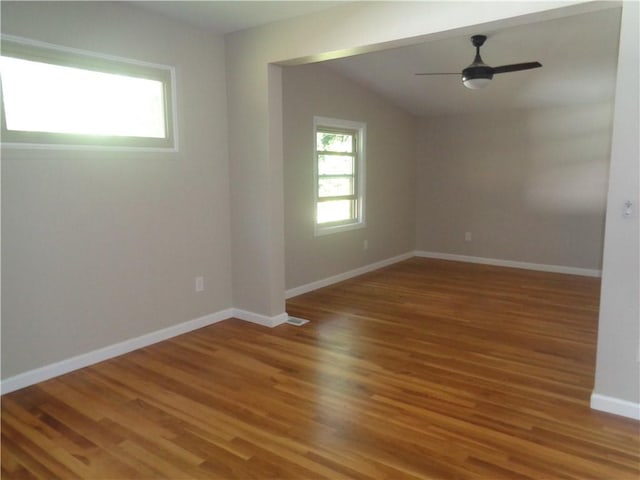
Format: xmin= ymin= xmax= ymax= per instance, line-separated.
xmin=324 ymin=6 xmax=622 ymax=117
xmin=133 ymin=1 xmax=347 ymax=35
xmin=132 ymin=2 xmax=622 ymax=117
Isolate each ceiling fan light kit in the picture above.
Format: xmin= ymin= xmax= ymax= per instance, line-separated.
xmin=463 ymin=77 xmax=492 ymax=89
xmin=416 ymin=34 xmax=542 ymax=90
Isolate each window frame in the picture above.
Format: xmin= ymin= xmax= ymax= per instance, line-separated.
xmin=0 ymin=34 xmax=178 ymax=151
xmin=313 ymin=116 xmax=366 ymax=236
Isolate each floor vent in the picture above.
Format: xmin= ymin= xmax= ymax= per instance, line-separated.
xmin=286 ymin=316 xmax=309 ymax=326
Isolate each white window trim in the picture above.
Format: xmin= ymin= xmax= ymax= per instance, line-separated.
xmin=0 ymin=34 xmax=178 ymax=152
xmin=313 ymin=116 xmax=366 ymax=236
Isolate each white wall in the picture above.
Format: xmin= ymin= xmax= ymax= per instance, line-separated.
xmin=416 ymin=103 xmax=612 ymax=270
xmin=283 ymin=63 xmax=416 ymax=290
xmin=1 ymin=1 xmax=232 ymax=378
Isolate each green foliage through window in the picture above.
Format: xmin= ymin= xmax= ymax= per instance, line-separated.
xmin=314 ymin=118 xmax=366 ymax=235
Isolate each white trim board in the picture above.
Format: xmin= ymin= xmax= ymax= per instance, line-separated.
xmin=286 ymin=250 xmax=600 ymax=300
xmin=232 ymin=309 xmax=289 ymax=328
xmin=285 ymin=251 xmax=414 ymax=299
xmin=591 ymin=393 xmax=640 ymax=420
xmin=0 ymin=308 xmax=289 ymax=395
xmin=415 ymin=251 xmax=602 ymax=277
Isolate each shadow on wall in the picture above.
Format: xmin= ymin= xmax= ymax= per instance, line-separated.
xmin=523 ymin=103 xmax=613 ymax=214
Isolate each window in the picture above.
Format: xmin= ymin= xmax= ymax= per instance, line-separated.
xmin=0 ymin=35 xmax=176 ymax=150
xmin=314 ymin=116 xmax=366 ymax=235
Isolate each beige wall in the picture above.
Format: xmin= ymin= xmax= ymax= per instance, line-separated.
xmin=283 ymin=63 xmax=416 ymax=289
xmin=1 ymin=2 xmax=232 ymax=378
xmin=415 ymin=103 xmax=613 ymax=269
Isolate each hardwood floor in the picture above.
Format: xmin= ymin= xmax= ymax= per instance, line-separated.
xmin=2 ymin=258 xmax=639 ymax=479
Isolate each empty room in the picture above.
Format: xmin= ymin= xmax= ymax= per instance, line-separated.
xmin=1 ymin=1 xmax=638 ymax=479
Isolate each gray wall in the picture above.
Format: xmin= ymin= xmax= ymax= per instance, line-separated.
xmin=283 ymin=63 xmax=417 ymax=289
xmin=1 ymin=2 xmax=232 ymax=378
xmin=227 ymin=0 xmax=636 ymax=413
xmin=593 ymin=0 xmax=640 ymax=406
xmin=415 ymin=104 xmax=612 ymax=269
xmin=225 ymin=0 xmax=584 ymax=322
xmin=2 ymin=0 xmax=637 ymax=413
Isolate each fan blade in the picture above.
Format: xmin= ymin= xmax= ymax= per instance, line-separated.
xmin=415 ymin=72 xmax=460 ymax=76
xmin=492 ymin=62 xmax=542 ymax=74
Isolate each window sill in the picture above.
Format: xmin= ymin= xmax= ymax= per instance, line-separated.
xmin=314 ymin=221 xmax=365 ymax=237
xmin=1 ymin=142 xmax=178 ymax=153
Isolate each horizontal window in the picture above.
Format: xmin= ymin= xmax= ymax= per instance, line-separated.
xmin=0 ymin=35 xmax=177 ymax=150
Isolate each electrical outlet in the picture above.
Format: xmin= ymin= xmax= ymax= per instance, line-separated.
xmin=465 ymin=232 xmax=472 ymax=242
xmin=195 ymin=276 xmax=204 ymax=292
xmin=363 ymin=239 xmax=369 ymax=250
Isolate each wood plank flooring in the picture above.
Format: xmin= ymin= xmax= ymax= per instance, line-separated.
xmin=2 ymin=258 xmax=639 ymax=479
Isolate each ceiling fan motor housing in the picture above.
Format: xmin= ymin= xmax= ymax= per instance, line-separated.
xmin=462 ymin=62 xmax=493 ymax=90
xmin=462 ymin=64 xmax=494 ymax=83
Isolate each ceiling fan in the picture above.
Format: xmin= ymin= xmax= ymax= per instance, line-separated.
xmin=415 ymin=35 xmax=542 ymax=89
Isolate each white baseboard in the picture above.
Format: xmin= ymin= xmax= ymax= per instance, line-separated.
xmin=591 ymin=393 xmax=640 ymax=420
xmin=232 ymin=309 xmax=289 ymax=328
xmin=285 ymin=250 xmax=600 ymax=300
xmin=286 ymin=251 xmax=414 ymax=299
xmin=0 ymin=307 xmax=290 ymax=395
xmin=415 ymin=251 xmax=602 ymax=277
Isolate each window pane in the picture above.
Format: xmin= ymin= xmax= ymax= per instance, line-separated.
xmin=0 ymin=56 xmax=166 ymax=138
xmin=318 ymin=177 xmax=353 ymax=197
xmin=317 ymin=132 xmax=353 ymax=153
xmin=318 ymin=154 xmax=354 ymax=175
xmin=317 ymin=199 xmax=354 ymax=224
